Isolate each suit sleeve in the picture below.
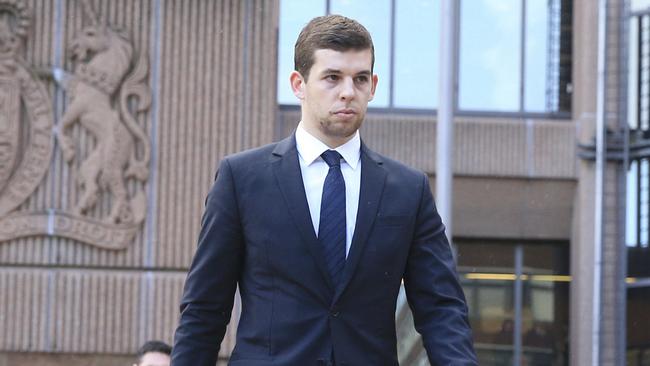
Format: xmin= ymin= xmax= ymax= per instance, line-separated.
xmin=171 ymin=158 xmax=244 ymax=366
xmin=403 ymin=172 xmax=478 ymax=366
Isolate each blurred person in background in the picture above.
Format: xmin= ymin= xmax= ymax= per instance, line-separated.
xmin=134 ymin=340 xmax=171 ymax=366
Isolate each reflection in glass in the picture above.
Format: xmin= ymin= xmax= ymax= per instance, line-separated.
xmin=628 ymin=160 xmax=639 ymax=246
xmin=521 ymin=244 xmax=569 ymax=366
xmin=628 ymin=16 xmax=650 ymax=248
xmin=642 ymin=159 xmax=649 ymax=247
xmin=642 ymin=16 xmax=650 ymax=131
xmin=394 ymin=0 xmax=439 ymax=109
xmin=524 ymin=0 xmax=549 ymax=112
xmin=628 ymin=16 xmax=639 ymax=130
xmin=626 ymin=286 xmax=650 ymax=366
xmin=457 ymin=241 xmax=569 ymax=366
xmin=459 ymin=0 xmax=521 ymax=111
xmin=331 ymin=0 xmax=391 ymax=107
xmin=457 ymin=242 xmax=515 ymax=365
xmin=277 ymin=0 xmax=325 ymax=105
xmin=631 ymin=0 xmax=650 ymax=12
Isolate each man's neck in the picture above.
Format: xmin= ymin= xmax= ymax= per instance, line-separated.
xmin=300 ymin=123 xmax=355 ymax=149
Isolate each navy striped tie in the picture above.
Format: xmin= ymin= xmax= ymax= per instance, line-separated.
xmin=319 ymin=150 xmax=346 ymax=286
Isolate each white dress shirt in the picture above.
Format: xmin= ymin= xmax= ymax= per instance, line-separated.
xmin=295 ymin=122 xmax=361 ymax=257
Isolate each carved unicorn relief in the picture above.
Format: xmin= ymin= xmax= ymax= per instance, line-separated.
xmin=54 ymin=0 xmax=151 ymax=225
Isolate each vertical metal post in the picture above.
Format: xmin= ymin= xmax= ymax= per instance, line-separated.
xmin=513 ymin=246 xmax=524 ymax=366
xmin=593 ymin=0 xmax=608 ymax=364
xmin=637 ymin=14 xmax=642 ymax=246
xmin=388 ymin=0 xmax=396 ymax=108
xmin=437 ymin=0 xmax=457 ymax=245
xmin=520 ymin=0 xmax=527 ymax=112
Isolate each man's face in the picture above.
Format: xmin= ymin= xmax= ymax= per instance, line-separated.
xmin=291 ymin=48 xmax=378 ymax=147
xmin=135 ymin=351 xmax=170 ymax=366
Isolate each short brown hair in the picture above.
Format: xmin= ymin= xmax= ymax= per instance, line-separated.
xmin=294 ymin=15 xmax=375 ymax=81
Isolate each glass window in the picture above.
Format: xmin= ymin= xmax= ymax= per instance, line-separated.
xmin=458 ymin=0 xmax=570 ymax=113
xmin=521 ymin=244 xmax=569 ymax=366
xmin=632 ymin=0 xmax=650 ymax=12
xmin=627 ymin=160 xmax=639 ymax=246
xmin=640 ymin=16 xmax=650 ymax=131
xmin=627 ymin=244 xmax=650 ymax=365
xmin=627 ymin=159 xmax=649 ymax=248
xmin=628 ymin=16 xmax=640 ymax=131
xmin=627 ymin=14 xmax=650 ymax=248
xmin=277 ymin=0 xmax=571 ymax=114
xmin=393 ymin=0 xmax=440 ymax=109
xmin=524 ymin=0 xmax=549 ymax=112
xmin=457 ymin=241 xmax=569 ymax=366
xmin=459 ymin=0 xmax=522 ymax=112
xmin=330 ymin=0 xmax=391 ymax=107
xmin=638 ymin=159 xmax=650 ymax=247
xmin=457 ymin=242 xmax=515 ymax=364
xmin=277 ymin=0 xmax=325 ymax=105
xmin=627 ymin=286 xmax=650 ymax=365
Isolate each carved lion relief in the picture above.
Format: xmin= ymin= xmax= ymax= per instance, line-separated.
xmin=0 ymin=0 xmax=151 ymax=250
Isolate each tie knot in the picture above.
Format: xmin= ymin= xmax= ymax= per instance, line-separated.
xmin=321 ymin=150 xmax=343 ymax=167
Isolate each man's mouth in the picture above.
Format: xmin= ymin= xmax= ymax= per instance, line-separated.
xmin=333 ymin=108 xmax=356 ymax=117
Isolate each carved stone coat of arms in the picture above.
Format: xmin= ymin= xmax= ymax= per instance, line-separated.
xmin=0 ymin=0 xmax=151 ymax=249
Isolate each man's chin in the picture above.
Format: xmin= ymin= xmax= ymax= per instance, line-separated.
xmin=322 ymin=129 xmax=360 ymax=146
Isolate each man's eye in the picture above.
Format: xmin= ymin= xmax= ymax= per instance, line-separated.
xmin=325 ymin=75 xmax=339 ymax=81
xmin=355 ymin=76 xmax=368 ymax=83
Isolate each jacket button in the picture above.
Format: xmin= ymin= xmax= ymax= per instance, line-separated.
xmin=330 ymin=311 xmax=340 ymax=317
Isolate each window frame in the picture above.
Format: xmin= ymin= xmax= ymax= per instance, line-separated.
xmin=278 ymin=0 xmax=572 ymax=118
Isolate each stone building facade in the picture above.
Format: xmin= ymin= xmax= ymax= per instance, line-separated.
xmin=0 ymin=0 xmax=640 ymax=365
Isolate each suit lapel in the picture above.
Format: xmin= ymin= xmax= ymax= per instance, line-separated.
xmin=271 ymin=135 xmax=334 ymax=292
xmin=333 ymin=143 xmax=387 ymax=303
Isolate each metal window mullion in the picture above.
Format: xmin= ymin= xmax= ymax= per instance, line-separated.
xmin=640 ymin=158 xmax=650 ymax=248
xmin=637 ymin=16 xmax=644 ymax=247
xmin=325 ymin=0 xmax=330 ymax=15
xmin=519 ymin=0 xmax=527 ymax=113
xmin=638 ymin=159 xmax=642 ymax=247
xmin=642 ymin=18 xmax=645 ymax=131
xmin=639 ymin=158 xmax=650 ymax=247
xmin=389 ymin=0 xmax=396 ymax=108
xmin=513 ymin=245 xmax=524 ymax=366
xmin=453 ymin=0 xmax=462 ymax=114
xmin=638 ymin=17 xmax=642 ymax=133
xmin=637 ymin=15 xmax=650 ymax=131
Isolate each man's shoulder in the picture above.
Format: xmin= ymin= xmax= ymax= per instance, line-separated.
xmin=364 ymin=145 xmax=426 ymax=182
xmin=214 ymin=135 xmax=295 ymax=181
xmin=224 ymin=142 xmax=279 ymax=164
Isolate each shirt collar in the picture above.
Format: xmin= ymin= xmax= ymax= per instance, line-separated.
xmin=296 ymin=122 xmax=361 ymax=170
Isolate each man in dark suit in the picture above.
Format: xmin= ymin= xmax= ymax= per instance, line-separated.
xmin=171 ymin=15 xmax=477 ymax=366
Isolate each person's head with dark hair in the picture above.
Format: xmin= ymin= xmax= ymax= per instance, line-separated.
xmin=290 ymin=15 xmax=379 ymax=148
xmin=133 ymin=340 xmax=171 ymax=366
xmin=294 ymin=14 xmax=375 ymax=82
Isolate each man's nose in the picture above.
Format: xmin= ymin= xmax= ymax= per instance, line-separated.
xmin=338 ymin=77 xmax=355 ymax=100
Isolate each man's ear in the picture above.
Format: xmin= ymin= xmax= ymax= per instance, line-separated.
xmin=368 ymin=74 xmax=379 ymax=101
xmin=290 ymin=71 xmax=306 ymax=100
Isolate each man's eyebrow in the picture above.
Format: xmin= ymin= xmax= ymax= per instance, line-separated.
xmin=320 ymin=69 xmax=372 ymax=76
xmin=321 ymin=68 xmax=343 ymax=74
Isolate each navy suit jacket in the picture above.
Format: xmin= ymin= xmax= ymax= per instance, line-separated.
xmin=172 ymin=134 xmax=477 ymax=366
